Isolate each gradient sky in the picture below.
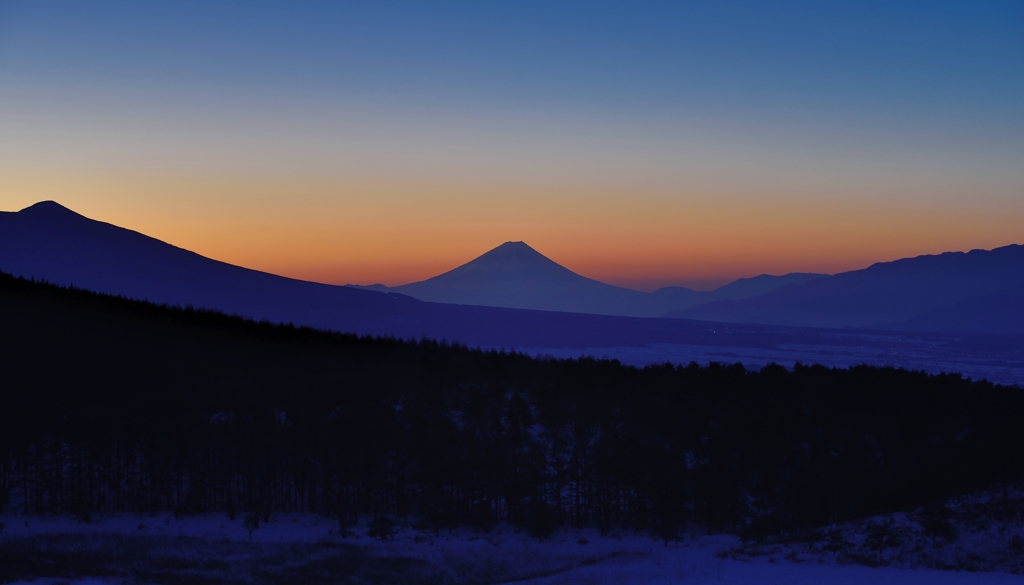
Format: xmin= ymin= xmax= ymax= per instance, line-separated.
xmin=1 ymin=1 xmax=1021 ymax=291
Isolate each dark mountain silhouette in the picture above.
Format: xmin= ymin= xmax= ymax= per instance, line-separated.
xmin=6 ymin=201 xmax=1019 ymax=338
xmin=0 ymin=201 xmax=425 ymax=328
xmin=387 ymin=241 xmax=656 ymax=316
xmin=352 ymin=241 xmax=824 ymax=317
xmin=670 ymin=245 xmax=1024 ymax=332
xmin=0 ymin=201 xmax=836 ymax=349
xmin=878 ymin=290 xmax=1024 ymax=335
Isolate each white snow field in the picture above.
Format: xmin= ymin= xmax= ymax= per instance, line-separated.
xmin=1 ymin=511 xmax=1021 ymax=584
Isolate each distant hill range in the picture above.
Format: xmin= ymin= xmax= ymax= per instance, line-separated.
xmin=349 ymin=241 xmax=823 ymax=317
xmin=2 ymin=201 xmax=1022 ymax=336
xmin=668 ymin=245 xmax=1024 ymax=333
xmin=0 ymin=201 xmax=830 ymax=348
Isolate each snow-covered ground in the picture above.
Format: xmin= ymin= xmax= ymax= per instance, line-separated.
xmin=722 ymin=486 xmax=1024 ymax=576
xmin=2 ymin=508 xmax=1021 ymax=584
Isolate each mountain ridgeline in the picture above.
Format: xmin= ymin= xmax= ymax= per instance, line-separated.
xmin=0 ymin=202 xmax=819 ymax=347
xmin=671 ymin=245 xmax=1024 ymax=332
xmin=382 ymin=239 xmax=1024 ymax=333
xmin=351 ymin=241 xmax=824 ymax=317
xmin=1 ymin=272 xmax=1022 ymax=539
xmin=1 ymin=201 xmax=1021 ymax=336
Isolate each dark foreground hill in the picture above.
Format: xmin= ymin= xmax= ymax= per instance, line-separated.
xmin=2 ymin=273 xmax=1023 ymax=539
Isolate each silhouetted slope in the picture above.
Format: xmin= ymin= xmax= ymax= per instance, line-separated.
xmin=0 ymin=201 xmax=420 ymax=327
xmin=3 ymin=271 xmax=1024 ymax=539
xmin=357 ymin=241 xmax=825 ymax=317
xmin=879 ymin=291 xmax=1024 ymax=335
xmin=671 ymin=245 xmax=1024 ymax=332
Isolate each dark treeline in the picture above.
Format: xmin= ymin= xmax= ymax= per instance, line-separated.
xmin=1 ymin=272 xmax=1023 ymax=539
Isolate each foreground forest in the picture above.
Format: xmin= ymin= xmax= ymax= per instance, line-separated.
xmin=1 ymin=272 xmax=1022 ymax=541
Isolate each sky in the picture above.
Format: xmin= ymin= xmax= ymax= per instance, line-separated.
xmin=1 ymin=1 xmax=1021 ymax=291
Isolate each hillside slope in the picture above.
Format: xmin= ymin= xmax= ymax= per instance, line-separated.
xmin=0 ymin=201 xmax=419 ymax=326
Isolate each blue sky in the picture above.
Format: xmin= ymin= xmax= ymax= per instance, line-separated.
xmin=1 ymin=1 xmax=1021 ymax=289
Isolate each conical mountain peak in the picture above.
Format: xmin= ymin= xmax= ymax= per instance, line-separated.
xmin=390 ymin=241 xmax=645 ymax=313
xmin=357 ymin=241 xmax=570 ymax=288
xmin=481 ymin=241 xmax=541 ymax=256
xmin=465 ymin=241 xmax=560 ymax=272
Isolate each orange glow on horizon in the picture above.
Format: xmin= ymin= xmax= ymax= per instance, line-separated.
xmin=2 ymin=171 xmax=1023 ymax=292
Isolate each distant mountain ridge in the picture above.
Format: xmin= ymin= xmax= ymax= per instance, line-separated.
xmin=4 ymin=201 xmax=1021 ymax=337
xmin=670 ymin=245 xmax=1024 ymax=331
xmin=0 ymin=201 xmax=841 ymax=348
xmin=351 ymin=241 xmax=824 ymax=317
